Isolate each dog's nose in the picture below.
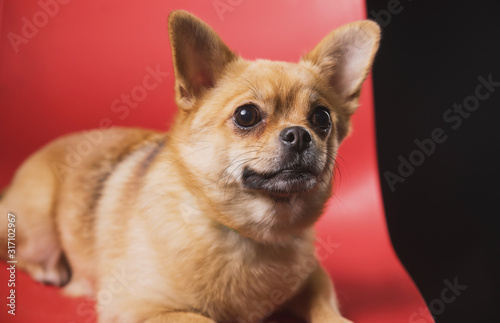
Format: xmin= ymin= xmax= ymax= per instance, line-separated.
xmin=280 ymin=126 xmax=312 ymax=153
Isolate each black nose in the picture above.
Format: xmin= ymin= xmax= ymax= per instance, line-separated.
xmin=280 ymin=126 xmax=312 ymax=153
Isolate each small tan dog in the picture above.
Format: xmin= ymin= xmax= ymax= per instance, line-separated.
xmin=0 ymin=11 xmax=379 ymax=323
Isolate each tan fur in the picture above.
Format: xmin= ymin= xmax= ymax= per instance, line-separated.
xmin=0 ymin=10 xmax=379 ymax=323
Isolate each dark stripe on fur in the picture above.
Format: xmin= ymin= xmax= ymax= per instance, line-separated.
xmin=136 ymin=137 xmax=167 ymax=178
xmin=87 ymin=170 xmax=113 ymax=215
xmin=86 ymin=144 xmax=140 ymax=215
xmin=86 ymin=134 xmax=167 ymax=216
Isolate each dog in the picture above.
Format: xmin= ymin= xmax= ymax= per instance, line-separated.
xmin=0 ymin=10 xmax=379 ymax=323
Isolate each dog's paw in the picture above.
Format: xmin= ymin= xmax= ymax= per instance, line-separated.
xmin=24 ymin=256 xmax=71 ymax=287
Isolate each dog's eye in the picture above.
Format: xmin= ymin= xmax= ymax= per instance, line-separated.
xmin=234 ymin=105 xmax=262 ymax=128
xmin=310 ymin=107 xmax=331 ymax=131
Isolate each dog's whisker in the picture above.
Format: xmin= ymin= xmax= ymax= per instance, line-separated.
xmin=221 ymin=157 xmax=260 ymax=196
xmin=216 ymin=150 xmax=262 ymax=182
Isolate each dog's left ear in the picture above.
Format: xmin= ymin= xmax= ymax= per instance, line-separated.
xmin=302 ymin=20 xmax=380 ymax=115
xmin=168 ymin=11 xmax=238 ymax=109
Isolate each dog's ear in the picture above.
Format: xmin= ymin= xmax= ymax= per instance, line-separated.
xmin=302 ymin=20 xmax=380 ymax=115
xmin=168 ymin=11 xmax=237 ymax=108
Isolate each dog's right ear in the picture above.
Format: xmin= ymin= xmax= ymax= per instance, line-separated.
xmin=168 ymin=11 xmax=237 ymax=109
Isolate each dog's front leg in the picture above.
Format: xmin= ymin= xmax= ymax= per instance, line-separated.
xmin=284 ymin=265 xmax=353 ymax=323
xmin=143 ymin=312 xmax=216 ymax=323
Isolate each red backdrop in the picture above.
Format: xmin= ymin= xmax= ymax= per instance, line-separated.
xmin=0 ymin=1 xmax=433 ymax=322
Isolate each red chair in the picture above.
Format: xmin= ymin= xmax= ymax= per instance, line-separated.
xmin=0 ymin=1 xmax=434 ymax=322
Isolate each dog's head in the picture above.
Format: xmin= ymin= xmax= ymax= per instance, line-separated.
xmin=167 ymin=11 xmax=380 ymax=243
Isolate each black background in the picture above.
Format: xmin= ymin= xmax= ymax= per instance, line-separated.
xmin=365 ymin=0 xmax=500 ymax=322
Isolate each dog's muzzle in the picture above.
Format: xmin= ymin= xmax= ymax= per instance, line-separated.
xmin=242 ymin=126 xmax=324 ymax=196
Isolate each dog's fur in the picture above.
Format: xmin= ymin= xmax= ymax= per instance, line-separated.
xmin=0 ymin=11 xmax=379 ymax=323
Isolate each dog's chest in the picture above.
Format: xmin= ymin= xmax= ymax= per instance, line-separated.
xmin=185 ymin=232 xmax=316 ymax=322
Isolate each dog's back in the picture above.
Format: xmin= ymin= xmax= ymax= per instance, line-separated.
xmin=0 ymin=127 xmax=163 ymax=288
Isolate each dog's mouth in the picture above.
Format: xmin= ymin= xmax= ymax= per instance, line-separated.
xmin=242 ymin=165 xmax=321 ymax=197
